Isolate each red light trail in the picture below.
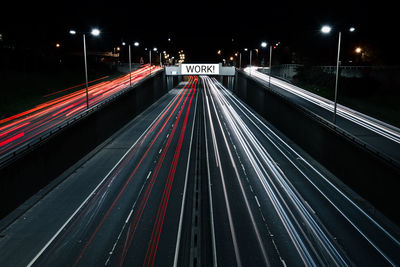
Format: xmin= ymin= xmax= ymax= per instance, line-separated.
xmin=0 ymin=65 xmax=161 ymax=156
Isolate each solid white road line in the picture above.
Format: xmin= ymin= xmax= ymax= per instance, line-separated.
xmin=173 ymin=88 xmax=198 ymax=267
xmin=27 ymin=90 xmax=181 ymax=267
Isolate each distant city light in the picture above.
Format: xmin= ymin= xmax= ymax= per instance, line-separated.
xmin=217 ymin=50 xmax=221 ymax=55
xmin=116 ymin=47 xmax=120 ymax=51
xmin=168 ymin=38 xmax=171 ymax=42
xmin=229 ymin=56 xmax=234 ymax=61
xmin=244 ymin=48 xmax=248 ymax=51
xmin=261 ymin=41 xmax=267 ymax=48
xmin=91 ymin=28 xmax=100 ymax=36
xmin=69 ymin=30 xmax=76 ymax=35
xmin=0 ymin=33 xmax=3 ymax=41
xmin=134 ymin=42 xmax=139 ymax=47
xmin=355 ymin=47 xmax=362 ymax=53
xmin=153 ymin=47 xmax=157 ymax=51
xmin=122 ymin=42 xmax=126 ymax=46
xmin=321 ymin=25 xmax=332 ymax=34
xmin=56 ymin=43 xmax=61 ymax=48
xmin=349 ymin=27 xmax=356 ymax=32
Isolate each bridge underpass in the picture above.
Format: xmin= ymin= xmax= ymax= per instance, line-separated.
xmin=0 ymin=66 xmax=399 ymax=266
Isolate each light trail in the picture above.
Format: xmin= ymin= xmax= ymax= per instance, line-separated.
xmin=209 ymin=76 xmax=400 ymax=266
xmin=27 ymin=78 xmax=191 ymax=267
xmin=0 ymin=65 xmax=162 ymax=157
xmin=244 ymin=66 xmax=400 ymax=144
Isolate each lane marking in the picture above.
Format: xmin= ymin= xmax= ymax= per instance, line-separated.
xmin=26 ymin=79 xmax=184 ymax=267
xmin=173 ymin=80 xmax=200 ymax=267
xmin=255 ymin=196 xmax=261 ymax=208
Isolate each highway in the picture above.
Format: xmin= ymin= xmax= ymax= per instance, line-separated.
xmin=244 ymin=66 xmax=400 ymax=164
xmin=0 ymin=76 xmax=399 ymax=266
xmin=0 ymin=64 xmax=161 ymax=161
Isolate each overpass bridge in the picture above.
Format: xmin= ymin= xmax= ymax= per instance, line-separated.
xmin=0 ymin=65 xmax=400 ymax=267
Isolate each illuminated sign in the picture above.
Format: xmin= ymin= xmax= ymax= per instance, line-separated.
xmin=181 ymin=64 xmax=220 ymax=75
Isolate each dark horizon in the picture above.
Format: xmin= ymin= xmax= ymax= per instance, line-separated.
xmin=1 ymin=0 xmax=399 ymax=65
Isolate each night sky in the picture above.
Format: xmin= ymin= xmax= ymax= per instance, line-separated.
xmin=1 ymin=0 xmax=398 ymax=64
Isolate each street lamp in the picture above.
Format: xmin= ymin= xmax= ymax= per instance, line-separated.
xmin=260 ymin=41 xmax=272 ymax=88
xmin=321 ymin=25 xmax=355 ymax=124
xmin=70 ymin=28 xmax=101 ymax=109
xmin=126 ymin=41 xmax=141 ymax=85
xmin=90 ymin=28 xmax=100 ymax=36
xmin=247 ymin=48 xmax=259 ymax=75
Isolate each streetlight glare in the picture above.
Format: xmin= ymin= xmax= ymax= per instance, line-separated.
xmin=134 ymin=42 xmax=140 ymax=47
xmin=91 ymin=28 xmax=100 ymax=36
xmin=321 ymin=25 xmax=332 ymax=34
xmin=349 ymin=27 xmax=356 ymax=32
xmin=261 ymin=41 xmax=267 ymax=48
xmin=355 ymin=47 xmax=362 ymax=53
xmin=69 ymin=30 xmax=76 ymax=35
xmin=153 ymin=47 xmax=157 ymax=52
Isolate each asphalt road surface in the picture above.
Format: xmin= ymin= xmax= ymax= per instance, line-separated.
xmin=0 ymin=76 xmax=399 ymax=266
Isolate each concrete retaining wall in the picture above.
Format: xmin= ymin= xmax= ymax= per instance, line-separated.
xmin=0 ymin=71 xmax=173 ymax=219
xmin=232 ymin=70 xmax=400 ymax=224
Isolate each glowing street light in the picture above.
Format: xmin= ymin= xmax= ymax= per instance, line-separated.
xmin=321 ymin=25 xmax=332 ymax=34
xmin=91 ymin=28 xmax=100 ymax=36
xmin=355 ymin=47 xmax=362 ymax=54
xmin=69 ymin=28 xmax=101 ymax=109
xmin=321 ymin=25 xmax=355 ymax=124
xmin=134 ymin=41 xmax=140 ymax=47
xmin=260 ymin=41 xmax=273 ymax=88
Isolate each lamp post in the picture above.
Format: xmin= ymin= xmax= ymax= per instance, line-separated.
xmin=260 ymin=41 xmax=273 ymax=88
xmin=269 ymin=45 xmax=272 ymax=89
xmin=321 ymin=25 xmax=355 ymax=124
xmin=247 ymin=48 xmax=259 ymax=75
xmin=261 ymin=41 xmax=267 ymax=68
xmin=83 ymin=34 xmax=89 ymax=109
xmin=128 ymin=42 xmax=140 ymax=86
xmin=71 ymin=28 xmax=100 ymax=109
xmin=128 ymin=44 xmax=132 ymax=86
